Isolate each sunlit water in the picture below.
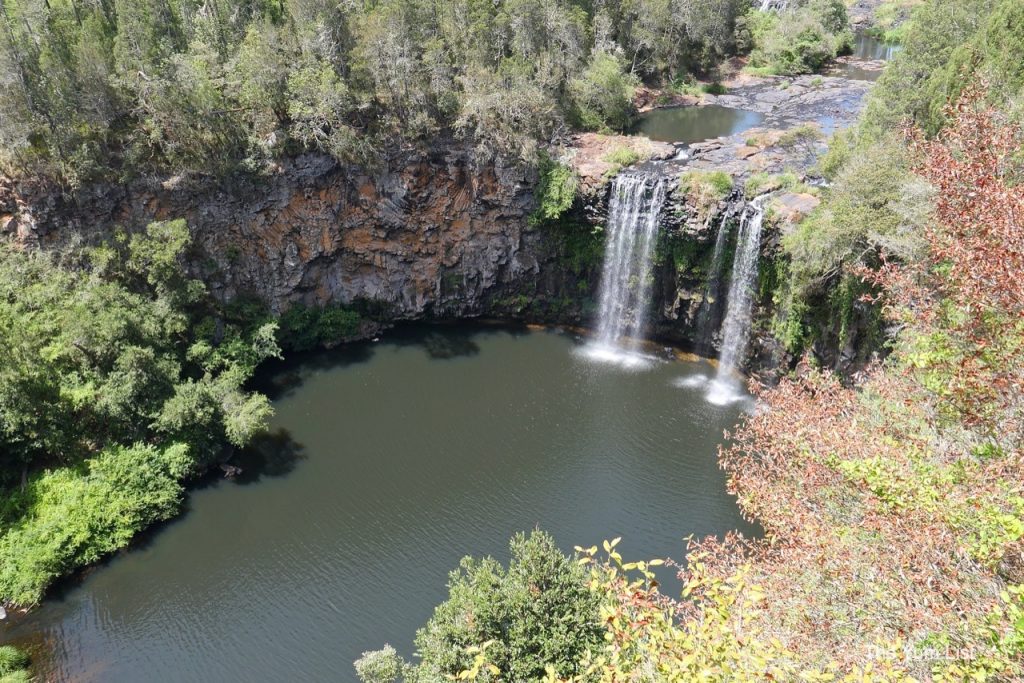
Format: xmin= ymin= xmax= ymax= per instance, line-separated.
xmin=2 ymin=324 xmax=756 ymax=683
xmin=628 ymin=105 xmax=766 ymax=144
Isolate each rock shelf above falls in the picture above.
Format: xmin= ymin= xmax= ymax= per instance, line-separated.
xmin=570 ymin=73 xmax=871 ymax=198
xmin=565 ymin=71 xmax=873 ymax=371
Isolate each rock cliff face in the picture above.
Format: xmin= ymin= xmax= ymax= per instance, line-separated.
xmin=2 ymin=70 xmax=876 ymax=371
xmin=1 ymin=146 xmax=587 ymax=325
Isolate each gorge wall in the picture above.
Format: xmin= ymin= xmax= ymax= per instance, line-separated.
xmin=0 ymin=72 xmax=876 ymax=372
xmin=0 ymin=145 xmax=590 ymax=327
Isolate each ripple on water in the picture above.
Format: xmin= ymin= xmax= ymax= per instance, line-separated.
xmin=574 ymin=342 xmax=659 ymax=371
xmin=672 ymin=373 xmax=755 ymax=411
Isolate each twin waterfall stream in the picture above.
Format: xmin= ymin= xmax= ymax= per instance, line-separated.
xmin=587 ymin=171 xmax=768 ymax=406
xmin=591 ymin=174 xmax=668 ymax=358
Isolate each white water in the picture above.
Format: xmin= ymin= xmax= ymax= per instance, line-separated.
xmin=583 ymin=173 xmax=667 ymax=367
xmin=706 ymin=196 xmax=767 ymax=405
xmin=695 ymin=214 xmax=732 ymax=354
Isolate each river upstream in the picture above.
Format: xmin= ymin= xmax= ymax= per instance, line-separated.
xmin=3 ymin=325 xmax=755 ymax=682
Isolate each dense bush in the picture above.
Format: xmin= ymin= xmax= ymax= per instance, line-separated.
xmin=775 ymin=0 xmax=1022 ymax=360
xmin=0 ymin=0 xmax=750 ymax=184
xmin=0 ymin=220 xmax=278 ymax=606
xmin=714 ymin=97 xmax=1024 ymax=678
xmin=354 ymin=531 xmax=603 ymax=683
xmin=530 ymin=154 xmax=579 ymax=227
xmin=0 ymin=444 xmax=191 ymax=606
xmin=568 ymin=51 xmax=639 ymax=132
xmin=278 ymin=304 xmax=363 ymax=352
xmin=863 ymin=0 xmax=1007 ymax=137
xmin=744 ymin=0 xmax=853 ymax=75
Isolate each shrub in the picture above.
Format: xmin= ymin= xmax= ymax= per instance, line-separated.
xmin=746 ymin=2 xmax=853 ymax=75
xmin=776 ymin=123 xmax=824 ymax=147
xmin=568 ymin=51 xmax=639 ymax=132
xmin=355 ymin=531 xmax=603 ymax=683
xmin=530 ymin=153 xmax=579 ymax=226
xmin=278 ymin=303 xmax=362 ymax=351
xmin=0 ymin=223 xmax=277 ymax=606
xmin=782 ymin=134 xmax=924 ymax=296
xmin=354 ymin=645 xmax=405 ymax=683
xmin=0 ymin=444 xmax=191 ymax=606
xmin=715 ymin=98 xmax=1024 ymax=677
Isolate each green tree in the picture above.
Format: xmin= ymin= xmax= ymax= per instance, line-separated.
xmin=355 ymin=531 xmax=603 ymax=683
xmin=568 ymin=49 xmax=638 ymax=131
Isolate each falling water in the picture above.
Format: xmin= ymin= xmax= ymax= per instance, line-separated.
xmin=586 ymin=173 xmax=667 ymax=364
xmin=707 ymin=196 xmax=767 ymax=405
xmin=695 ymin=214 xmax=732 ymax=354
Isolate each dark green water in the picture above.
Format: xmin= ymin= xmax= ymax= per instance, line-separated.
xmin=2 ymin=324 xmax=754 ymax=682
xmin=628 ymin=104 xmax=765 ymax=143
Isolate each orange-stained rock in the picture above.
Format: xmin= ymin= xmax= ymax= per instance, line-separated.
xmin=735 ymin=145 xmax=760 ymax=159
xmin=0 ymin=151 xmax=558 ymax=322
xmin=773 ymin=192 xmax=821 ymax=227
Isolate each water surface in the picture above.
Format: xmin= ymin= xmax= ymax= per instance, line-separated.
xmin=629 ymin=105 xmax=765 ymax=143
xmin=833 ymin=31 xmax=902 ymax=81
xmin=2 ymin=324 xmax=754 ymax=682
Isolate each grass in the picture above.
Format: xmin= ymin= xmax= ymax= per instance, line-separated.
xmin=777 ymin=123 xmax=824 ymax=148
xmin=742 ymin=65 xmax=778 ymax=78
xmin=601 ymin=145 xmax=653 ymax=178
xmin=603 ymin=146 xmax=643 ymax=167
xmin=679 ymin=170 xmax=734 ymax=223
xmin=744 ymin=171 xmax=818 ymax=199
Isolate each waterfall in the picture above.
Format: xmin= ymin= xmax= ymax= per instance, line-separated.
xmin=696 ymin=214 xmax=732 ymax=354
xmin=587 ymin=173 xmax=667 ymax=363
xmin=707 ymin=196 xmax=767 ymax=404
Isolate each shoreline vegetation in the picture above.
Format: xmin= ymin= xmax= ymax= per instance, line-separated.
xmin=0 ymin=0 xmax=858 ymax=614
xmin=2 ymin=0 xmax=1023 ymax=680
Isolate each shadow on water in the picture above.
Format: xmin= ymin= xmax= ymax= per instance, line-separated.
xmin=231 ymin=428 xmax=306 ymax=485
xmin=4 ymin=319 xmax=762 ymax=682
xmin=253 ymin=321 xmax=540 ymax=401
xmin=253 ymin=343 xmax=376 ymax=402
xmin=8 ymin=324 xmax=532 ymax=625
xmin=384 ymin=320 xmax=536 ymax=359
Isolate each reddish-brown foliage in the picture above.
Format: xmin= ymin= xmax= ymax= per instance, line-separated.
xmin=707 ymin=88 xmax=1024 ymax=677
xmin=870 ymin=84 xmax=1024 ymax=439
